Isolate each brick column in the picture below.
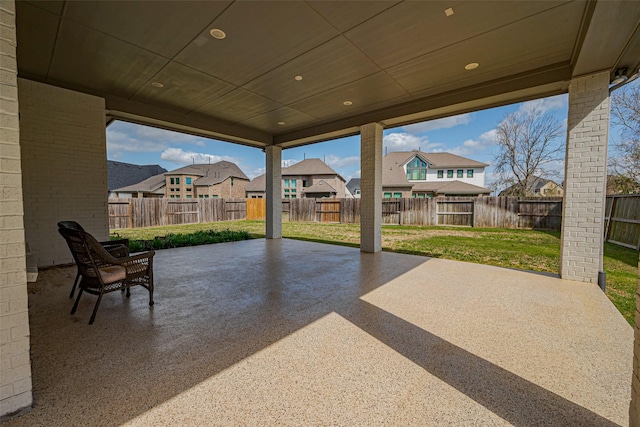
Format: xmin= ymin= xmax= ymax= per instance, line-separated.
xmin=265 ymin=146 xmax=282 ymax=239
xmin=632 ymin=254 xmax=640 ymax=426
xmin=360 ymin=123 xmax=383 ymax=253
xmin=560 ymin=71 xmax=609 ymax=283
xmin=0 ymin=0 xmax=33 ymax=418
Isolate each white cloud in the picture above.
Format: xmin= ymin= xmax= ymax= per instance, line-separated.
xmin=107 ymin=122 xmax=211 ymax=157
xmin=450 ymin=128 xmax=497 ymax=156
xmin=282 ymin=159 xmax=299 ymax=168
xmin=518 ymin=94 xmax=567 ymax=114
xmin=324 ymin=154 xmax=360 ymax=169
xmin=160 ymin=148 xmax=239 ymax=166
xmin=383 ymin=132 xmax=445 ymax=152
xmin=402 ymin=113 xmax=472 ymax=134
xmin=248 ymin=167 xmax=265 ymax=179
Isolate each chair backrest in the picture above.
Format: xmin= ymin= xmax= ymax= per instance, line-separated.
xmin=58 ymin=228 xmax=115 ymax=281
xmin=58 ymin=221 xmax=85 ymax=232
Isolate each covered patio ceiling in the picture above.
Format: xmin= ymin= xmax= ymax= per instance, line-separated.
xmin=15 ymin=0 xmax=640 ymax=148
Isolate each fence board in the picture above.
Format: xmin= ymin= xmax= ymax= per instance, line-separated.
xmin=246 ymin=198 xmax=266 ymax=220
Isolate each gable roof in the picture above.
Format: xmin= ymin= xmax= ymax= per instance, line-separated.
xmin=245 ymin=158 xmax=343 ymax=192
xmin=346 ymin=178 xmax=360 ymax=193
xmin=165 ymin=161 xmax=249 ymax=186
xmin=113 ymin=173 xmax=166 ymax=194
xmin=107 ymin=161 xmax=167 ymax=191
xmin=304 ymin=180 xmax=337 ymax=194
xmin=433 ymin=181 xmax=492 ymax=195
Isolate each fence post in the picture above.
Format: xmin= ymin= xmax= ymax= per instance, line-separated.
xmin=604 ymin=195 xmax=616 ymax=243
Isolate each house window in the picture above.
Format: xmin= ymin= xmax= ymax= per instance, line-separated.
xmin=355 ymin=190 xmax=361 ymax=195
xmin=212 ymin=195 xmax=219 ymax=199
xmin=406 ymin=157 xmax=428 ymax=180
xmin=175 ymin=177 xmax=180 ymax=185
xmin=383 ymin=192 xmax=392 ymax=198
xmin=231 ymin=177 xmax=234 ymax=186
xmin=302 ymin=179 xmax=308 ymax=187
xmin=186 ymin=188 xmax=192 ymax=192
xmin=291 ymin=195 xmax=296 ymax=199
xmin=467 ymin=170 xmax=474 ymax=178
xmin=284 ymin=195 xmax=290 ymax=199
xmin=186 ymin=195 xmax=192 ymax=198
xmin=284 ymin=179 xmax=290 ymax=188
xmin=290 ymin=179 xmax=296 ymax=188
xmin=393 ymin=192 xmax=402 ymax=198
xmin=437 ymin=170 xmax=443 ymax=179
xmin=457 ymin=170 xmax=463 ymax=178
xmin=170 ymin=178 xmax=175 ymax=185
xmin=447 ymin=170 xmax=453 ymax=178
xmin=186 ymin=177 xmax=192 ymax=185
xmin=284 ymin=189 xmax=289 ymax=194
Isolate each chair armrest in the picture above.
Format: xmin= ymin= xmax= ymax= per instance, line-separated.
xmin=100 ymin=238 xmax=129 ymax=247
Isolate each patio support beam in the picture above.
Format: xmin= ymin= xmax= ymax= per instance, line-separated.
xmin=560 ymin=70 xmax=609 ymax=284
xmin=360 ymin=122 xmax=383 ymax=253
xmin=265 ymin=145 xmax=282 ymax=239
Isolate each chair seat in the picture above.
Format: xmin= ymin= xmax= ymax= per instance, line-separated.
xmin=98 ymin=265 xmax=126 ymax=283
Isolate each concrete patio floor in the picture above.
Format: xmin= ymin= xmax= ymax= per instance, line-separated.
xmin=5 ymin=239 xmax=632 ymax=426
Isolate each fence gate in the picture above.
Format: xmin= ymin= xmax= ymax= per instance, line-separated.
xmin=382 ymin=199 xmax=402 ymax=224
xmin=166 ymin=200 xmax=199 ymax=225
xmin=246 ymin=198 xmax=266 ymax=220
xmin=315 ymin=200 xmax=341 ymax=223
xmin=436 ymin=199 xmax=474 ymax=226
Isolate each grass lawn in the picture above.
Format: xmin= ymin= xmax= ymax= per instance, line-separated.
xmin=112 ymin=220 xmax=639 ymax=325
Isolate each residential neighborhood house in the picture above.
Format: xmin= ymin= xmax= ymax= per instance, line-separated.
xmin=113 ymin=161 xmax=249 ymax=199
xmin=346 ymin=178 xmax=361 ymax=198
xmin=246 ymin=158 xmax=346 ymax=199
xmin=499 ymin=177 xmax=564 ymax=197
xmin=107 ymin=160 xmax=167 ymax=198
xmin=382 ymin=151 xmax=491 ymax=198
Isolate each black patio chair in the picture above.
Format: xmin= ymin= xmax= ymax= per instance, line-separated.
xmin=57 ymin=221 xmax=129 ymax=298
xmin=58 ymin=227 xmax=155 ymax=325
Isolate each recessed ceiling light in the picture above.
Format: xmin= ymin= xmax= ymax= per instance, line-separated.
xmin=343 ymin=100 xmax=353 ymax=106
xmin=294 ymin=75 xmax=303 ymax=81
xmin=151 ymin=82 xmax=164 ymax=88
xmin=209 ymin=28 xmax=226 ymax=40
xmin=277 ymin=121 xmax=286 ymax=125
xmin=464 ymin=62 xmax=479 ymax=70
xmin=444 ymin=8 xmax=454 ymax=16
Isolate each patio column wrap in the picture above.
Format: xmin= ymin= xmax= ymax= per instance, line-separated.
xmin=632 ymin=254 xmax=640 ymax=426
xmin=265 ymin=145 xmax=282 ymax=239
xmin=560 ymin=71 xmax=609 ymax=283
xmin=360 ymin=122 xmax=383 ymax=253
xmin=0 ymin=0 xmax=33 ymax=418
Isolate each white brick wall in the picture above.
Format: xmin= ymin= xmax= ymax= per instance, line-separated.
xmin=560 ymin=71 xmax=609 ymax=284
xmin=0 ymin=0 xmax=33 ymax=417
xmin=18 ymin=79 xmax=109 ymax=267
xmin=360 ymin=123 xmax=383 ymax=253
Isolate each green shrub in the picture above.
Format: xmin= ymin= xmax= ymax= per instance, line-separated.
xmin=124 ymin=229 xmax=251 ymax=252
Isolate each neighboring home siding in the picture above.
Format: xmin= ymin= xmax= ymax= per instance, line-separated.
xmin=426 ymin=167 xmax=485 ymax=188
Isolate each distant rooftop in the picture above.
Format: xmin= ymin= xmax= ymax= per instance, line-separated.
xmin=107 ymin=161 xmax=167 ymax=191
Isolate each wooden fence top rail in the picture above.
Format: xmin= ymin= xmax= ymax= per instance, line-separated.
xmin=609 ymin=217 xmax=640 ymax=225
xmin=167 ymin=211 xmax=199 ymax=215
xmin=436 ymin=212 xmax=473 ymax=215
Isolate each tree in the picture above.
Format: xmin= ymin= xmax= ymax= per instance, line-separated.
xmin=493 ymin=105 xmax=564 ymax=197
xmin=609 ymin=81 xmax=640 ymax=192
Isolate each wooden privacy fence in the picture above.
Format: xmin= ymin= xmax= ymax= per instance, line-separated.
xmin=109 ymin=195 xmax=639 ymax=250
xmin=605 ymin=195 xmax=640 ymax=250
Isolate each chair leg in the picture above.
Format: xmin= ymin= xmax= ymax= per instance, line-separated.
xmin=71 ymin=289 xmax=83 ymax=315
xmin=126 ymin=287 xmax=131 ymax=298
xmin=89 ymin=292 xmax=104 ymax=325
xmin=148 ymin=273 xmax=154 ymax=306
xmin=70 ymin=270 xmax=80 ymax=299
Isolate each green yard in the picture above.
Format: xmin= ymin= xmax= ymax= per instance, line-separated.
xmin=112 ymin=220 xmax=639 ymax=325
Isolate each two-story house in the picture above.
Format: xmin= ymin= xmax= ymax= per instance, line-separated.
xmin=245 ymin=158 xmax=346 ymax=199
xmin=165 ymin=161 xmax=249 ymax=199
xmin=383 ymin=151 xmax=491 ymax=198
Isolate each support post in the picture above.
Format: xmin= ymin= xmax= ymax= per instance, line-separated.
xmin=560 ymin=71 xmax=610 ymax=283
xmin=265 ymin=146 xmax=282 ymax=239
xmin=360 ymin=123 xmax=383 ymax=253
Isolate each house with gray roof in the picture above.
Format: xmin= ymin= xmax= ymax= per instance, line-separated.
xmin=108 ymin=161 xmax=167 ymax=198
xmin=382 ymin=151 xmax=491 ymax=198
xmin=164 ymin=161 xmax=249 ymax=199
xmin=246 ymin=158 xmax=346 ymax=199
xmin=346 ymin=178 xmax=361 ymax=198
xmin=113 ymin=161 xmax=249 ymax=199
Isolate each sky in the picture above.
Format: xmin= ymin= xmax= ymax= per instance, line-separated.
xmin=106 ymin=88 xmax=617 ymax=192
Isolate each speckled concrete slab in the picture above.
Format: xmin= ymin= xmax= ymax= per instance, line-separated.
xmin=5 ymin=239 xmax=632 ymax=426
